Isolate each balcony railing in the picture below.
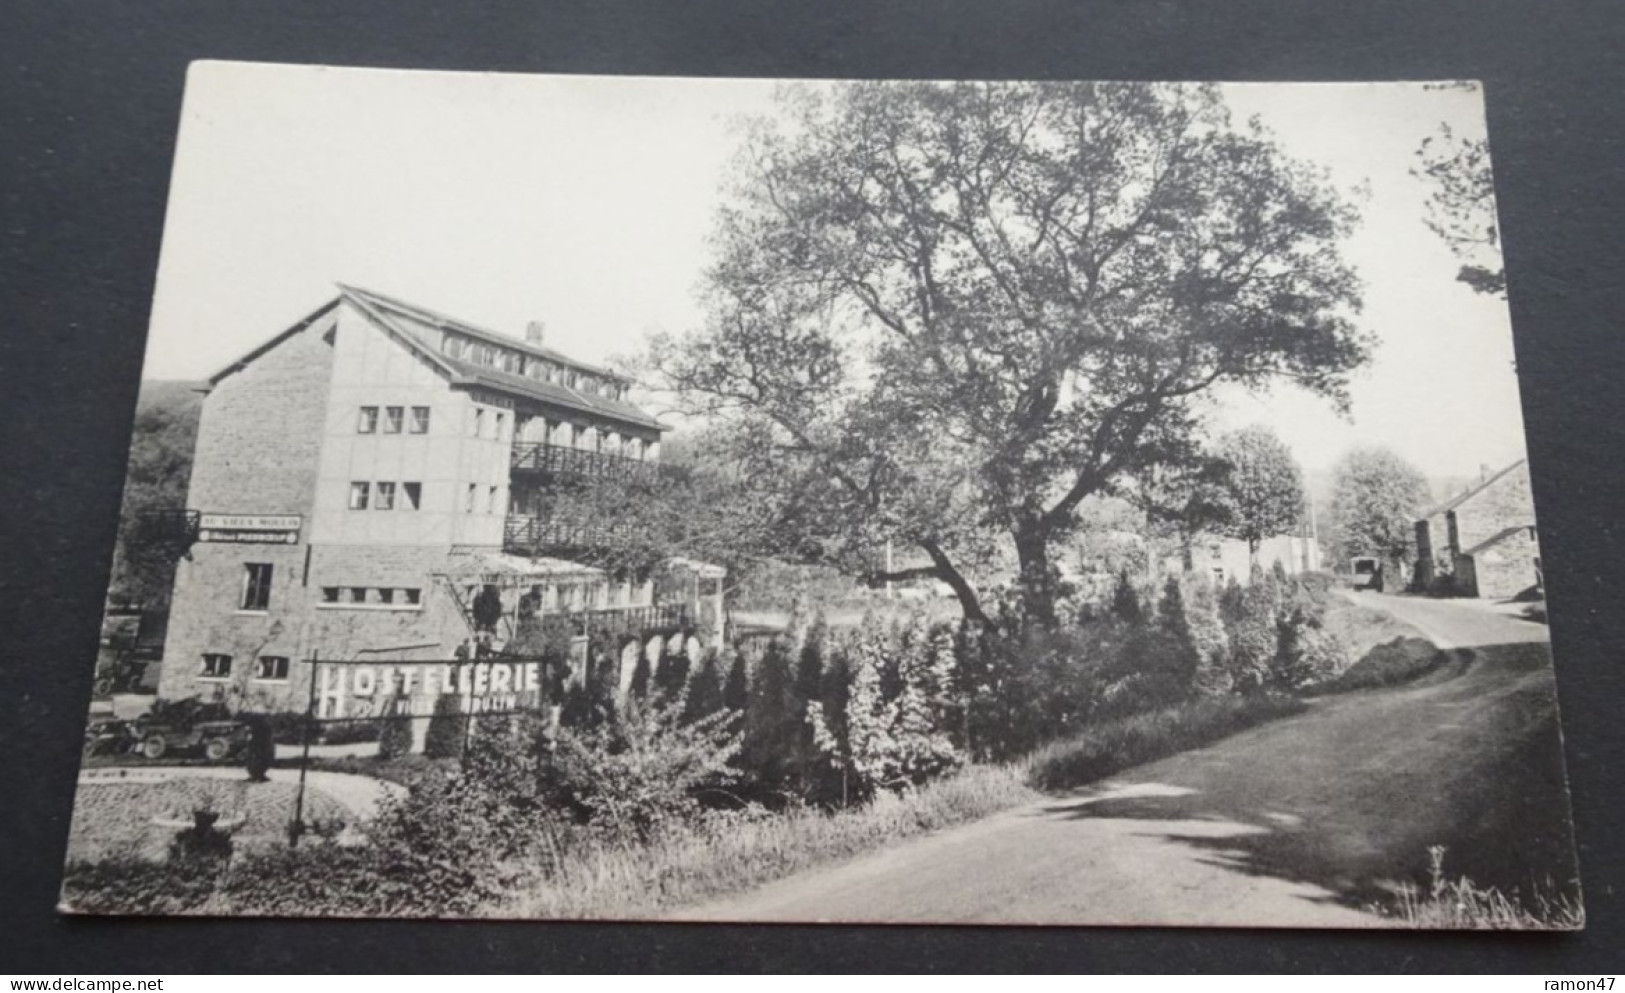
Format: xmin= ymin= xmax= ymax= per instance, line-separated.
xmin=554 ymin=602 xmax=692 ymax=639
xmin=510 ymin=441 xmax=655 ymax=480
xmin=504 ymin=514 xmax=632 ymax=555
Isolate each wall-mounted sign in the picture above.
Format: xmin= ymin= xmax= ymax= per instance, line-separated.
xmin=315 ymin=659 xmax=548 ymax=719
xmin=197 ymin=513 xmax=302 ymax=544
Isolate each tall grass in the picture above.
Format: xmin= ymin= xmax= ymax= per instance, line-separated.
xmin=1390 ymin=846 xmax=1583 ymax=930
xmin=1025 ymin=693 xmax=1307 ymax=792
xmin=509 ymin=763 xmax=1037 ymax=918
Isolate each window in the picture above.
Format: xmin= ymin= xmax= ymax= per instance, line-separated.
xmin=403 ymin=588 xmax=422 ymax=606
xmin=445 ymin=336 xmax=465 ymax=360
xmin=377 ymin=588 xmax=395 ymax=605
xmin=255 ymin=656 xmax=290 ymax=681
xmin=402 ymin=482 xmax=421 ymax=510
xmin=241 ymin=563 xmax=273 ymax=611
xmin=349 ymin=482 xmax=370 ymax=510
xmin=465 ymin=483 xmax=477 ymax=513
xmin=494 ymin=412 xmax=506 ymax=440
xmin=357 ymin=406 xmax=378 ymax=433
xmin=375 ymin=482 xmax=396 ymax=510
xmin=472 ymin=409 xmax=484 ymax=438
xmin=487 ymin=485 xmax=500 ymax=514
xmin=200 ymin=653 xmax=232 ymax=680
xmin=348 ymin=587 xmax=368 ymax=604
xmin=501 ymin=351 xmax=519 ymax=374
xmin=410 ymin=406 xmax=430 ymax=434
xmin=383 ymin=406 xmax=404 ymax=433
xmin=321 ymin=587 xmax=341 ymax=604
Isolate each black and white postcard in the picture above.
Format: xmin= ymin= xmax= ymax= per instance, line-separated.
xmin=58 ymin=63 xmax=1581 ymax=928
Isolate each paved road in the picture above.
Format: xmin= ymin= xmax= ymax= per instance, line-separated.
xmin=672 ymin=595 xmax=1573 ymax=926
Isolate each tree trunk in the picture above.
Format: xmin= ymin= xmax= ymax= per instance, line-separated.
xmin=1014 ymin=521 xmax=1058 ymax=628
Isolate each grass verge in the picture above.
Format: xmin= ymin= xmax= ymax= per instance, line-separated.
xmin=1025 ymin=693 xmax=1307 ymax=792
xmin=1312 ymin=641 xmax=1462 ymax=694
xmin=510 ymin=763 xmax=1038 ymax=918
xmin=1386 ymin=846 xmax=1583 ymax=930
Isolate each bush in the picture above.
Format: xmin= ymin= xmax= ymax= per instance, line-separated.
xmin=547 ymin=693 xmax=742 ymax=841
xmin=61 ymin=856 xmax=217 ymax=915
xmin=377 ymin=713 xmax=415 ymax=760
xmin=423 ymin=693 xmax=467 ymax=759
xmin=1313 ymin=639 xmax=1454 ymax=693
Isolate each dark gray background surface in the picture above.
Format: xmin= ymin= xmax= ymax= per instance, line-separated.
xmin=2 ymin=0 xmax=1621 ymax=973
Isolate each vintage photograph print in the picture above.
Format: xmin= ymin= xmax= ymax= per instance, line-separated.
xmin=60 ymin=63 xmax=1580 ymax=927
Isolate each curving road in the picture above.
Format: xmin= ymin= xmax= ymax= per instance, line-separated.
xmin=671 ymin=594 xmax=1575 ymax=927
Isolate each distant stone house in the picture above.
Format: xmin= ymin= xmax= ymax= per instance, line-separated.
xmin=1149 ymin=517 xmax=1322 ymax=589
xmin=1413 ymin=458 xmax=1541 ymax=599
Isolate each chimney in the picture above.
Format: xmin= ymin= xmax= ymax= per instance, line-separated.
xmin=526 ymin=321 xmax=546 ymax=345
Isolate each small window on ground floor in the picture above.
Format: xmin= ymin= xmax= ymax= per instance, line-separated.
xmin=403 ymin=587 xmax=421 ymax=605
xmin=255 ymin=655 xmax=290 ymax=681
xmin=199 ymin=653 xmax=232 ymax=679
xmin=321 ymin=587 xmax=341 ymax=604
xmin=375 ymin=481 xmax=396 ymax=510
xmin=402 ymin=482 xmax=421 ymax=510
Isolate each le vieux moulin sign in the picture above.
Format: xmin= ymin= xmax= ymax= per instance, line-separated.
xmin=197 ymin=513 xmax=302 ymax=544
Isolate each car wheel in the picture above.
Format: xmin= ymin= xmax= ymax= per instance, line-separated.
xmin=203 ymin=737 xmax=231 ymax=762
xmin=142 ymin=735 xmax=167 ymax=760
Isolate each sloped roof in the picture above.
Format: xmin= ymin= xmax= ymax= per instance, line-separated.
xmin=338 ymin=284 xmax=666 ymax=432
xmin=204 ymin=286 xmax=665 ymax=432
xmin=1416 ymin=458 xmax=1528 ymax=521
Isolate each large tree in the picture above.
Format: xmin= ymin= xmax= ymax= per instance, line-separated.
xmin=655 ymin=82 xmax=1370 ymax=624
xmin=1414 ymin=122 xmax=1505 ymax=297
xmin=1327 ymin=445 xmax=1430 ymax=570
xmin=1214 ymin=425 xmax=1305 ymax=563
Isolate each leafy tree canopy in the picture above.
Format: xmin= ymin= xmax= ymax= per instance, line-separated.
xmin=1327 ymin=445 xmax=1430 ymax=567
xmin=653 ymin=82 xmax=1370 ymax=623
xmin=1214 ymin=424 xmax=1306 ymax=557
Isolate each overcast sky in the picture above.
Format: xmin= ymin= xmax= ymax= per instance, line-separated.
xmin=143 ymin=63 xmax=1527 ymax=481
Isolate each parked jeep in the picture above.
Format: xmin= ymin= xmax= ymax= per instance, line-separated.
xmin=127 ymin=697 xmax=248 ymax=762
xmin=1350 ymin=556 xmax=1385 ymax=593
xmin=131 ymin=717 xmax=250 ymax=762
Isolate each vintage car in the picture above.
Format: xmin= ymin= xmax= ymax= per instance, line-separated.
xmin=1349 ymin=556 xmax=1385 ymax=592
xmin=130 ymin=717 xmax=250 ymax=761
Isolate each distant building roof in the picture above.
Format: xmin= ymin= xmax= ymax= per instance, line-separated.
xmin=1415 ymin=458 xmax=1528 ymax=521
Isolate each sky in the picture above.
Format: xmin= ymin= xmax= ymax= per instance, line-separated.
xmin=142 ymin=63 xmax=1528 ymax=482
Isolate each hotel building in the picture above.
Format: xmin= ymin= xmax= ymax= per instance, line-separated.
xmin=148 ymin=285 xmax=722 ymax=718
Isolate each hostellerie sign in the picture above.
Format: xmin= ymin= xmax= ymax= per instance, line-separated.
xmin=316 ymin=659 xmax=548 ymax=719
xmin=197 ymin=513 xmax=303 ymax=544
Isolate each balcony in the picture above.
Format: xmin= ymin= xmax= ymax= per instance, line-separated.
xmin=555 ymin=602 xmax=693 ymax=639
xmin=504 ymin=514 xmax=631 ymax=556
xmin=509 ymin=441 xmax=654 ymax=480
